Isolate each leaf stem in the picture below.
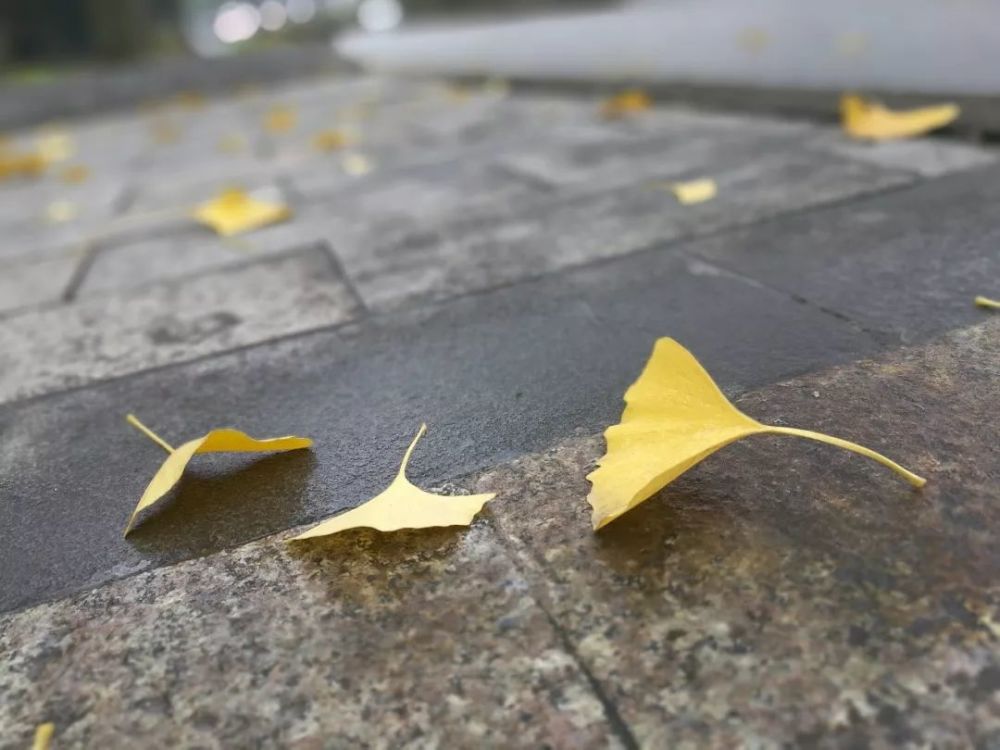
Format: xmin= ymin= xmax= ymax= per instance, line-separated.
xmin=398 ymin=423 xmax=428 ymax=478
xmin=767 ymin=426 xmax=925 ymax=487
xmin=125 ymin=414 xmax=174 ymax=453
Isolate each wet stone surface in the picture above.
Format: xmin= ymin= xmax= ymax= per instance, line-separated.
xmin=477 ymin=319 xmax=1000 ymax=748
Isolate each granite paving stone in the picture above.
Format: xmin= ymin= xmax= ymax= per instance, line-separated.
xmin=477 ymin=319 xmax=1000 ymax=748
xmin=336 ymin=149 xmax=911 ymax=312
xmin=0 ymin=249 xmax=879 ymax=613
xmin=0 ymin=246 xmax=361 ymax=404
xmin=0 ymin=252 xmax=81 ymax=315
xmin=808 ymin=131 xmax=998 ymax=177
xmin=0 ymin=525 xmax=620 ymax=749
xmin=690 ymin=162 xmax=1000 ymax=344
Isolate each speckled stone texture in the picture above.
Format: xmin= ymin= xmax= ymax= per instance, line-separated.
xmin=477 ymin=319 xmax=1000 ymax=748
xmin=2 ymin=321 xmax=996 ymax=748
xmin=0 ymin=525 xmax=619 ymax=750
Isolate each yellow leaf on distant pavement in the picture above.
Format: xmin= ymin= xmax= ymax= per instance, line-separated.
xmin=264 ymin=105 xmax=297 ymax=134
xmin=841 ymin=94 xmax=958 ymax=141
xmin=60 ymin=164 xmax=90 ymax=184
xmin=290 ymin=424 xmax=494 ymax=540
xmin=342 ymin=152 xmax=372 ymax=176
xmin=124 ymin=414 xmax=312 ymax=536
xmin=587 ymin=338 xmax=926 ymax=530
xmin=193 ymin=187 xmax=291 ymax=237
xmin=975 ymin=295 xmax=1000 ymax=310
xmin=35 ymin=129 xmax=74 ymax=162
xmin=663 ymin=178 xmax=717 ymax=205
xmin=313 ymin=129 xmax=352 ymax=152
xmin=600 ymin=89 xmax=652 ymax=119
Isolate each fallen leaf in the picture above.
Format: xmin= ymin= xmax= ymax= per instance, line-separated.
xmin=0 ymin=147 xmax=47 ymax=180
xmin=600 ymin=89 xmax=652 ymax=119
xmin=312 ymin=129 xmax=353 ymax=152
xmin=33 ymin=723 xmax=54 ymax=750
xmin=175 ymin=91 xmax=206 ymax=111
xmin=660 ymin=178 xmax=717 ymax=205
xmin=218 ymin=133 xmax=247 ymax=154
xmin=35 ymin=129 xmax=74 ymax=162
xmin=264 ymin=105 xmax=297 ymax=134
xmin=45 ymin=200 xmax=78 ymax=223
xmin=60 ymin=164 xmax=89 ymax=184
xmin=290 ymin=424 xmax=494 ymax=540
xmin=975 ymin=295 xmax=1000 ymax=310
xmin=149 ymin=119 xmax=181 ymax=144
xmin=342 ymin=152 xmax=372 ymax=176
xmin=841 ymin=94 xmax=959 ymax=141
xmin=587 ymin=338 xmax=926 ymax=530
xmin=124 ymin=414 xmax=312 ymax=536
xmin=192 ymin=187 xmax=291 ymax=237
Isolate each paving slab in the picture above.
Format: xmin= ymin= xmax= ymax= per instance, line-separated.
xmin=689 ymin=162 xmax=1000 ymax=343
xmin=0 ymin=252 xmax=80 ymax=315
xmin=0 ymin=246 xmax=361 ymax=404
xmin=477 ymin=319 xmax=1000 ymax=748
xmin=0 ymin=525 xmax=619 ymax=750
xmin=0 ymin=249 xmax=879 ymax=614
xmin=336 ymin=149 xmax=911 ymax=312
xmin=808 ymin=132 xmax=998 ymax=177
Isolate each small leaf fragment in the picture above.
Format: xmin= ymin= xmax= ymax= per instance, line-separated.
xmin=33 ymin=723 xmax=54 ymax=750
xmin=342 ymin=152 xmax=372 ymax=177
xmin=313 ymin=129 xmax=353 ymax=152
xmin=587 ymin=338 xmax=926 ymax=530
xmin=600 ymin=89 xmax=652 ymax=119
xmin=124 ymin=414 xmax=312 ymax=536
xmin=45 ymin=200 xmax=78 ymax=224
xmin=975 ymin=295 xmax=1000 ymax=310
xmin=193 ymin=187 xmax=291 ymax=237
xmin=290 ymin=424 xmax=494 ymax=540
xmin=264 ymin=105 xmax=297 ymax=134
xmin=35 ymin=129 xmax=74 ymax=162
xmin=841 ymin=94 xmax=959 ymax=141
xmin=60 ymin=164 xmax=89 ymax=184
xmin=663 ymin=178 xmax=717 ymax=205
xmin=0 ymin=147 xmax=47 ymax=181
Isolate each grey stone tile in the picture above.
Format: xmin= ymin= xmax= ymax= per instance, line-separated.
xmin=477 ymin=320 xmax=1000 ymax=748
xmin=0 ymin=247 xmax=360 ymax=404
xmin=79 ymin=196 xmax=309 ymax=295
xmin=126 ymin=158 xmax=282 ymax=214
xmin=339 ymin=150 xmax=911 ymax=312
xmin=0 ymin=252 xmax=80 ymax=314
xmin=690 ymin=162 xmax=1000 ymax=343
xmin=809 ymin=132 xmax=998 ymax=177
xmin=0 ymin=249 xmax=878 ymax=613
xmin=0 ymin=525 xmax=618 ymax=749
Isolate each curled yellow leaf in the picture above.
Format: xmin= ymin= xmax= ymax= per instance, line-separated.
xmin=124 ymin=414 xmax=312 ymax=536
xmin=587 ymin=339 xmax=926 ymax=530
xmin=192 ymin=187 xmax=291 ymax=237
xmin=290 ymin=424 xmax=494 ymax=540
xmin=600 ymin=89 xmax=652 ymax=119
xmin=841 ymin=94 xmax=958 ymax=141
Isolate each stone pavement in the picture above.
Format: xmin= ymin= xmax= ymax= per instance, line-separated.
xmin=0 ymin=72 xmax=998 ymax=748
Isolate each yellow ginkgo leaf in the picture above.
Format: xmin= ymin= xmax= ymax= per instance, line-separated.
xmin=60 ymin=164 xmax=89 ymax=184
xmin=218 ymin=133 xmax=247 ymax=154
xmin=124 ymin=414 xmax=312 ymax=536
xmin=175 ymin=90 xmax=206 ymax=111
xmin=975 ymin=295 xmax=1000 ymax=310
xmin=600 ymin=89 xmax=652 ymax=119
xmin=587 ymin=338 xmax=926 ymax=530
xmin=33 ymin=723 xmax=54 ymax=750
xmin=342 ymin=152 xmax=372 ymax=177
xmin=0 ymin=148 xmax=47 ymax=180
xmin=264 ymin=105 xmax=297 ymax=134
xmin=149 ymin=119 xmax=181 ymax=144
xmin=45 ymin=200 xmax=78 ymax=223
xmin=192 ymin=187 xmax=291 ymax=237
xmin=313 ymin=129 xmax=353 ymax=152
xmin=660 ymin=178 xmax=717 ymax=205
xmin=841 ymin=94 xmax=959 ymax=141
xmin=35 ymin=129 xmax=74 ymax=162
xmin=290 ymin=424 xmax=494 ymax=540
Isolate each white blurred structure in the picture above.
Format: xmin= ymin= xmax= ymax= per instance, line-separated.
xmin=336 ymin=0 xmax=1000 ymax=95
